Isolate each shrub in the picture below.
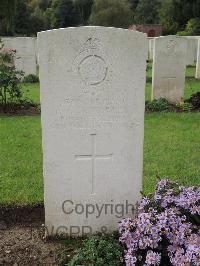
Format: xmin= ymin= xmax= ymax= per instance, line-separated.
xmin=177 ymin=18 xmax=200 ymax=36
xmin=185 ymin=18 xmax=200 ymax=36
xmin=23 ymin=74 xmax=39 ymax=83
xmin=176 ymin=101 xmax=192 ymax=112
xmin=0 ymin=39 xmax=24 ymax=108
xmin=67 ymin=234 xmax=124 ymax=266
xmin=188 ymin=92 xmax=200 ymax=111
xmin=177 ymin=30 xmax=189 ymax=36
xmin=119 ymin=179 xmax=200 ymax=266
xmin=146 ymin=98 xmax=171 ymax=112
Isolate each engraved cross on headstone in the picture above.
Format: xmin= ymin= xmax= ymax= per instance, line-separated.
xmin=75 ymin=134 xmax=113 ymax=195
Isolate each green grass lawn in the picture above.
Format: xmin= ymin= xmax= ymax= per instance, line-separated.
xmin=0 ymin=113 xmax=199 ymax=205
xmin=0 ymin=66 xmax=200 ymax=206
xmin=21 ymin=83 xmax=40 ymax=104
xmin=0 ymin=116 xmax=43 ymax=205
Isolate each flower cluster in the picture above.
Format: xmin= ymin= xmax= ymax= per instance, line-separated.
xmin=119 ymin=179 xmax=200 ymax=265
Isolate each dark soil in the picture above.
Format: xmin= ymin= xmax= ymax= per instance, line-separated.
xmin=0 ymin=104 xmax=40 ymax=116
xmin=0 ymin=205 xmax=69 ymax=266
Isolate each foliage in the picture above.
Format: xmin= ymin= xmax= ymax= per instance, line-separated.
xmin=145 ymin=98 xmax=171 ymax=112
xmin=2 ymin=0 xmax=200 ymax=35
xmin=23 ymin=74 xmax=39 ymax=83
xmin=119 ymin=179 xmax=200 ymax=265
xmin=188 ymin=91 xmax=200 ymax=111
xmin=67 ymin=234 xmax=124 ymax=266
xmin=73 ymin=0 xmax=94 ymax=25
xmin=176 ymin=101 xmax=192 ymax=112
xmin=129 ymin=0 xmax=139 ymax=11
xmin=159 ymin=0 xmax=179 ymax=35
xmin=0 ymin=39 xmax=24 ymax=108
xmin=51 ymin=0 xmax=79 ymax=28
xmin=134 ymin=0 xmax=160 ymax=24
xmin=185 ymin=18 xmax=200 ymax=35
xmin=178 ymin=18 xmax=200 ymax=36
xmin=14 ymin=0 xmax=32 ymax=35
xmin=90 ymin=0 xmax=133 ymax=28
xmin=29 ymin=7 xmax=46 ymax=34
xmin=159 ymin=0 xmax=200 ymax=35
xmin=0 ymin=0 xmax=16 ymax=35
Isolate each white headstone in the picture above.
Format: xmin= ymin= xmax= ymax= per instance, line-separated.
xmin=152 ymin=35 xmax=187 ymax=103
xmin=196 ymin=39 xmax=200 ymax=79
xmin=184 ymin=37 xmax=198 ymax=66
xmin=38 ymin=26 xmax=147 ymax=237
xmin=2 ymin=37 xmax=37 ymax=76
xmin=148 ymin=37 xmax=155 ymax=60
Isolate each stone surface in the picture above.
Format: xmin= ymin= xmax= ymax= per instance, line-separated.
xmin=184 ymin=37 xmax=198 ymax=66
xmin=38 ymin=26 xmax=147 ymax=237
xmin=152 ymin=35 xmax=187 ymax=103
xmin=196 ymin=39 xmax=200 ymax=79
xmin=148 ymin=37 xmax=155 ymax=60
xmin=2 ymin=37 xmax=37 ymax=75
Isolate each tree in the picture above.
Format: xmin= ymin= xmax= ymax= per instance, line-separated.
xmin=159 ymin=0 xmax=179 ymax=34
xmin=0 ymin=0 xmax=16 ymax=35
xmin=29 ymin=7 xmax=46 ymax=33
xmin=129 ymin=0 xmax=139 ymax=11
xmin=178 ymin=18 xmax=200 ymax=36
xmin=28 ymin=0 xmax=52 ymax=31
xmin=74 ymin=0 xmax=93 ymax=25
xmin=51 ymin=0 xmax=79 ymax=28
xmin=159 ymin=0 xmax=200 ymax=35
xmin=15 ymin=0 xmax=31 ymax=35
xmin=90 ymin=0 xmax=133 ymax=28
xmin=134 ymin=0 xmax=160 ymax=24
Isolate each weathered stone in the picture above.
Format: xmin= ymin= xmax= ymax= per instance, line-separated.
xmin=2 ymin=37 xmax=37 ymax=75
xmin=38 ymin=26 xmax=147 ymax=237
xmin=152 ymin=35 xmax=187 ymax=103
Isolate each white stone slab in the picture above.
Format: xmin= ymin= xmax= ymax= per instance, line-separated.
xmin=152 ymin=35 xmax=187 ymax=103
xmin=184 ymin=37 xmax=198 ymax=66
xmin=148 ymin=37 xmax=155 ymax=60
xmin=196 ymin=39 xmax=200 ymax=79
xmin=38 ymin=26 xmax=147 ymax=237
xmin=2 ymin=37 xmax=37 ymax=75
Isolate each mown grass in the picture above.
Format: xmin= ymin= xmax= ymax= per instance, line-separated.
xmin=0 ymin=116 xmax=43 ymax=205
xmin=144 ymin=113 xmax=200 ymax=194
xmin=21 ymin=83 xmax=40 ymax=104
xmin=0 ymin=113 xmax=199 ymax=205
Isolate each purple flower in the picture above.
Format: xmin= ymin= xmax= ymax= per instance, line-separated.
xmin=125 ymin=249 xmax=137 ymax=266
xmin=119 ymin=179 xmax=200 ymax=266
xmin=145 ymin=250 xmax=161 ymax=265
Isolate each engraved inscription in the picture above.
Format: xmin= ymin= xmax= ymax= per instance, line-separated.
xmin=78 ymin=55 xmax=108 ymax=85
xmin=166 ymin=40 xmax=177 ymax=55
xmin=55 ymin=92 xmax=137 ymax=129
xmin=73 ymin=38 xmax=110 ymax=86
xmin=75 ymin=134 xmax=113 ymax=195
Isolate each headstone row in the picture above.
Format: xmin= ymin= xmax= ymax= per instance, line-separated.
xmin=1 ymin=37 xmax=37 ymax=76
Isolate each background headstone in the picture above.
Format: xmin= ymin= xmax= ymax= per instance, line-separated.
xmin=38 ymin=26 xmax=147 ymax=237
xmin=2 ymin=37 xmax=37 ymax=76
xmin=196 ymin=39 xmax=200 ymax=79
xmin=148 ymin=37 xmax=155 ymax=61
xmin=152 ymin=35 xmax=187 ymax=103
xmin=184 ymin=37 xmax=198 ymax=66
